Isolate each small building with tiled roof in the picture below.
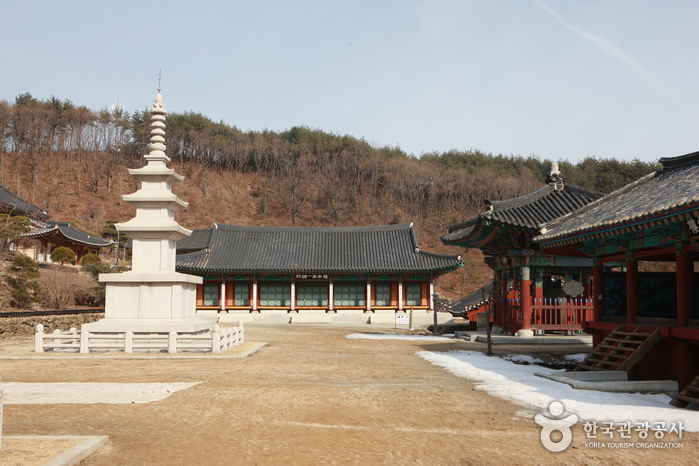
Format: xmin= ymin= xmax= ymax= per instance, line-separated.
xmin=176 ymin=222 xmax=463 ymax=324
xmin=0 ymin=183 xmax=112 ymax=263
xmin=443 ymin=169 xmax=604 ymax=335
xmin=0 ymin=183 xmax=49 ymax=220
xmin=535 ymin=151 xmax=699 ymax=395
xmin=15 ymin=221 xmax=114 ymax=264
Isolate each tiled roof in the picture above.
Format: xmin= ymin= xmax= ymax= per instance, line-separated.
xmin=22 ymin=222 xmax=114 ymax=247
xmin=443 ymin=182 xmax=604 ymax=245
xmin=449 ymin=280 xmax=515 ymax=316
xmin=535 ymin=151 xmax=699 ymax=243
xmin=0 ymin=184 xmax=48 ymax=219
xmin=176 ymin=223 xmax=463 ymax=275
xmin=176 ymin=228 xmax=214 ymax=252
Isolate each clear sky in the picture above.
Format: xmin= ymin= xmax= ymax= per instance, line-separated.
xmin=2 ymin=0 xmax=697 ymax=163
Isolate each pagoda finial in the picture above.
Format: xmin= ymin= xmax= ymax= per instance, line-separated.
xmin=146 ymin=75 xmax=169 ymax=165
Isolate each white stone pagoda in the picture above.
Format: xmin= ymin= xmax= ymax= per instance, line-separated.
xmin=82 ymin=88 xmax=212 ymax=334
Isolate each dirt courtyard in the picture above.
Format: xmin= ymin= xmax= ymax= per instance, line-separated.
xmin=1 ymin=324 xmax=697 ymax=465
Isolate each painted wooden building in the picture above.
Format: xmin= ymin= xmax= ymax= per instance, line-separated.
xmin=442 ymin=170 xmax=604 ymax=335
xmin=0 ymin=183 xmax=113 ymax=263
xmin=17 ymin=221 xmax=114 ymax=264
xmin=176 ymin=223 xmax=463 ymax=324
xmin=535 ymin=151 xmax=699 ymax=397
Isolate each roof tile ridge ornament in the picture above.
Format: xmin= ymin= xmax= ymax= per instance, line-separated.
xmin=546 ymin=162 xmax=565 ymax=191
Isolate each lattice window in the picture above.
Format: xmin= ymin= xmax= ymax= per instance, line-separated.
xmin=375 ymin=283 xmax=391 ymax=306
xmin=405 ymin=283 xmax=421 ymax=306
xmin=203 ymin=283 xmax=219 ymax=306
xmin=296 ymin=284 xmax=329 ymax=306
xmin=259 ymin=284 xmax=291 ymax=306
xmin=234 ymin=283 xmax=249 ymax=306
xmin=334 ymin=283 xmax=365 ymax=306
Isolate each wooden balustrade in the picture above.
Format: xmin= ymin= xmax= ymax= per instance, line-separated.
xmin=506 ymin=298 xmax=593 ymax=331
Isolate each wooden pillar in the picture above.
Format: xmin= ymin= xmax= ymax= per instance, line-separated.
xmin=252 ymin=279 xmax=258 ymax=312
xmin=534 ymin=271 xmax=544 ymax=329
xmin=593 ymin=260 xmax=604 ymax=321
xmin=675 ymin=341 xmax=693 ymax=390
xmin=676 ymin=250 xmax=692 ymax=327
xmin=520 ymin=266 xmax=532 ymax=330
xmin=398 ymin=280 xmax=403 ymax=311
xmin=626 ymin=254 xmax=638 ymax=324
xmin=511 ymin=270 xmax=519 ymax=331
xmin=220 ymin=281 xmax=226 ymax=312
xmin=328 ymin=280 xmax=334 ymax=312
xmin=366 ymin=280 xmax=372 ymax=312
xmin=290 ymin=280 xmax=296 ymax=312
xmin=498 ymin=269 xmax=508 ymax=328
xmin=583 ymin=275 xmax=592 ymax=300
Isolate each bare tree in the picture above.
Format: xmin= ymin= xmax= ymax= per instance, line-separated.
xmin=39 ymin=268 xmax=95 ymax=310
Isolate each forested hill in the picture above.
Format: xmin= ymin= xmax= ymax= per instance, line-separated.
xmin=0 ymin=93 xmax=656 ymax=299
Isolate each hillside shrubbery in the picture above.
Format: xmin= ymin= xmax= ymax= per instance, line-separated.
xmin=0 ymin=94 xmax=657 ymax=300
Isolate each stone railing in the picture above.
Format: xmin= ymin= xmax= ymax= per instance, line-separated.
xmin=34 ymin=322 xmax=244 ymax=354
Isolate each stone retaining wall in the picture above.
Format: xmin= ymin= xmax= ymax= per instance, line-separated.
xmin=0 ymin=314 xmax=103 ymax=338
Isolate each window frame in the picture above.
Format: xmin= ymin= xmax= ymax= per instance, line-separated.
xmin=405 ymin=283 xmax=421 ymax=306
xmin=203 ymin=283 xmax=219 ymax=306
xmin=334 ymin=283 xmax=366 ymax=307
xmin=259 ymin=283 xmax=291 ymax=307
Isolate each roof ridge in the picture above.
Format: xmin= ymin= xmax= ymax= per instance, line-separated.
xmin=659 ymin=150 xmax=699 ymax=171
xmin=213 ymin=223 xmax=413 ymax=232
xmin=541 ymin=170 xmax=655 ymax=229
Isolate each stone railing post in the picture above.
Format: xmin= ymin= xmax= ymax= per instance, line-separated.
xmin=212 ymin=325 xmax=221 ymax=353
xmin=238 ymin=321 xmax=244 ymax=343
xmin=34 ymin=324 xmax=45 ymax=353
xmin=125 ymin=332 xmax=134 ymax=353
xmin=80 ymin=330 xmax=90 ymax=353
xmin=221 ymin=329 xmax=229 ymax=351
xmin=168 ymin=332 xmax=177 ymax=354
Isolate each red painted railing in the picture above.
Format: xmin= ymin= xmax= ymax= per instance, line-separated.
xmin=530 ymin=298 xmax=593 ymax=330
xmin=505 ymin=298 xmax=594 ymax=331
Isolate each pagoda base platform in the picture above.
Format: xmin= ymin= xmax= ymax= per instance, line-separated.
xmin=81 ymin=317 xmax=213 ymax=334
xmin=92 ymin=271 xmax=206 ymax=333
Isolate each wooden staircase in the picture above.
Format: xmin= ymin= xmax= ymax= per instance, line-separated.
xmin=670 ymin=375 xmax=699 ymax=408
xmin=575 ymin=325 xmax=661 ymax=372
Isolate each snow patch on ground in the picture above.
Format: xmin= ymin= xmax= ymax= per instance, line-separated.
xmin=1 ymin=382 xmax=201 ymax=404
xmin=501 ymin=354 xmax=544 ymax=365
xmin=417 ymin=350 xmax=699 ymax=431
xmin=563 ymin=353 xmax=588 ymax=363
